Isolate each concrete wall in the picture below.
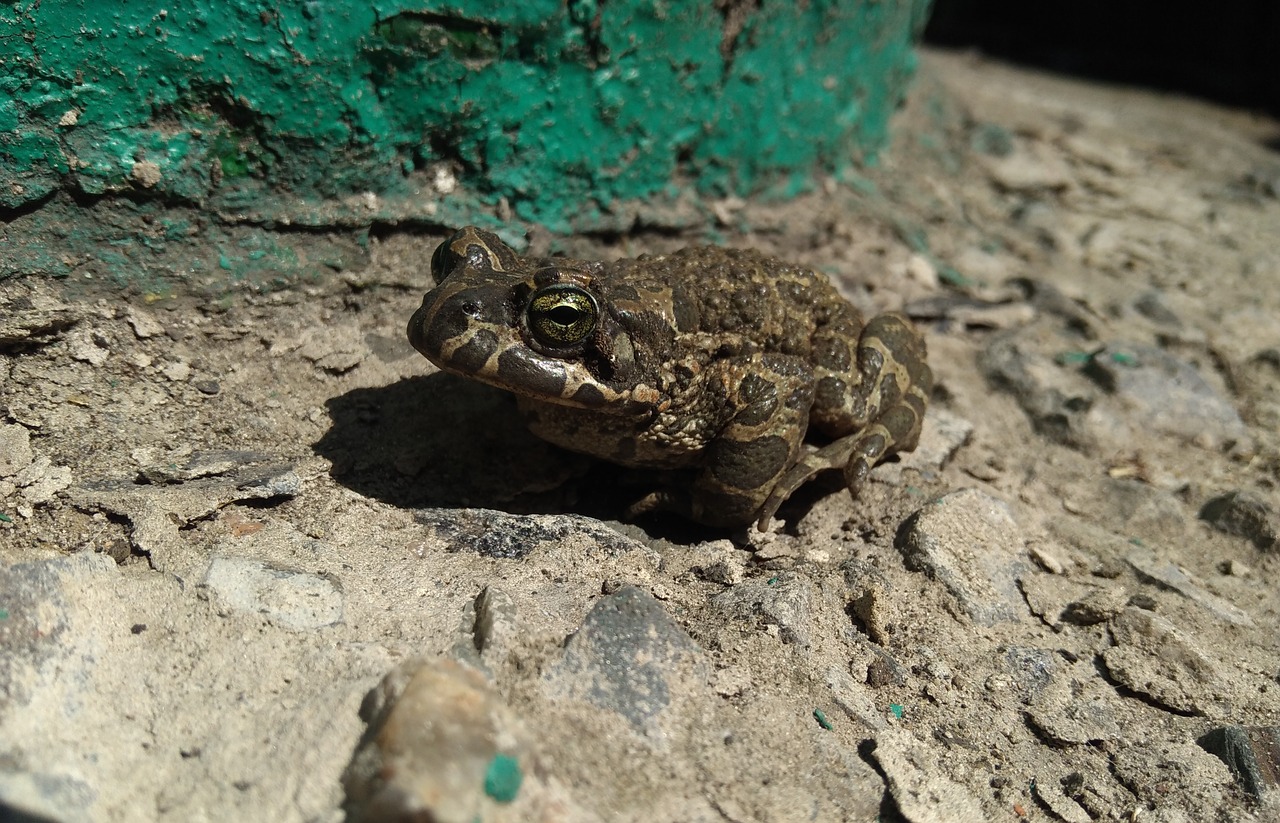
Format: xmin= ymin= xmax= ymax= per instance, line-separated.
xmin=1 ymin=0 xmax=932 ymax=280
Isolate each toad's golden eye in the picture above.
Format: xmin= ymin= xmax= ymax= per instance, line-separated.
xmin=526 ymin=285 xmax=598 ymax=347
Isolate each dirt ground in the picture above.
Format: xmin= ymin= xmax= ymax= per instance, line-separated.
xmin=2 ymin=50 xmax=1279 ymax=822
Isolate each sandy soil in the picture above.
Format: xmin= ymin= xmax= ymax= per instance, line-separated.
xmin=2 ymin=50 xmax=1279 ymax=822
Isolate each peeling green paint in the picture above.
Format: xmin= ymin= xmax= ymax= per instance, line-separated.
xmin=1 ymin=0 xmax=931 ymax=254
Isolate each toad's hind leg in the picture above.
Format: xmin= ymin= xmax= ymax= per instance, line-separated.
xmin=756 ymin=311 xmax=930 ymax=530
xmin=629 ymin=353 xmax=815 ymax=529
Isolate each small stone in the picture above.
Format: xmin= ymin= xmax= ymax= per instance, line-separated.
xmin=314 ymin=350 xmax=365 ymax=373
xmin=0 ymin=423 xmax=34 ymax=477
xmin=200 ymin=557 xmax=343 ymax=631
xmin=1110 ymin=740 xmax=1233 ymax=809
xmin=0 ymin=771 xmax=96 ymax=822
xmin=130 ymin=160 xmax=162 ymax=187
xmin=1082 ymin=343 xmax=1248 ymax=449
xmin=417 ymin=509 xmax=645 ymax=560
xmin=825 ymin=666 xmax=888 ymax=731
xmin=1062 ymin=584 xmax=1129 ymax=625
xmin=866 ymin=652 xmax=907 ymax=688
xmin=1102 ymin=607 xmax=1225 ymax=716
xmin=1126 ymin=547 xmax=1254 ymax=626
xmin=1027 ymin=664 xmax=1122 ymax=744
xmin=1199 ymin=490 xmax=1277 ymax=552
xmin=748 ymin=539 xmax=798 ymax=568
xmin=1027 ymin=542 xmax=1068 ymax=574
xmin=542 ymin=586 xmax=707 ymax=738
xmin=896 ymin=488 xmax=1029 ymax=625
xmin=431 ymin=165 xmax=458 ymax=195
xmin=66 ymin=327 xmax=109 ymax=366
xmin=692 ymin=542 xmax=745 ymax=585
xmin=984 ymin=142 xmax=1075 ymax=192
xmin=872 ymin=406 xmax=973 ymax=485
xmin=1197 ymin=726 xmax=1280 ymax=799
xmin=949 ymin=300 xmax=1037 ymax=330
xmin=451 ymin=585 xmax=518 ymax=670
xmin=1219 ymin=558 xmax=1252 ymax=577
xmin=138 ymin=450 xmax=274 ymax=483
xmin=232 ymin=464 xmax=303 ymax=498
xmin=343 ymin=658 xmax=524 ymax=823
xmin=711 ymin=665 xmax=752 ymax=697
xmin=867 ymin=729 xmax=988 ymax=822
xmin=194 ymin=379 xmax=221 ymax=395
xmin=124 ymin=306 xmax=165 ymax=339
xmin=711 ymin=573 xmax=815 ymax=647
xmin=161 ymin=360 xmax=192 ymax=381
xmin=1000 ymin=646 xmax=1059 ymax=701
xmin=13 ymin=456 xmax=73 ymax=504
xmin=905 ymin=254 xmax=939 ymax=289
xmin=848 ymin=584 xmax=896 ymax=646
xmin=1031 ymin=775 xmax=1092 ymax=823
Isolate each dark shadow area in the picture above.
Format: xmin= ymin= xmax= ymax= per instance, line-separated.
xmin=314 ymin=373 xmax=587 ymax=511
xmin=313 ymin=373 xmax=734 ymax=544
xmin=925 ymin=0 xmax=1280 ymax=117
xmin=0 ymin=801 xmax=65 ymax=823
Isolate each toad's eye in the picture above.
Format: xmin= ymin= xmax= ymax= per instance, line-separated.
xmin=526 ymin=285 xmax=598 ymax=347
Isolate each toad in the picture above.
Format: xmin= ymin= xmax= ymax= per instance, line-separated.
xmin=408 ymin=227 xmax=931 ymax=530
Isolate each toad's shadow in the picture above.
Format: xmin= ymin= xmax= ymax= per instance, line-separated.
xmin=315 ymin=373 xmax=837 ymax=538
xmin=314 ymin=373 xmax=595 ymax=513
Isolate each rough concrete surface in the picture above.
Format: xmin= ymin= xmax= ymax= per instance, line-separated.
xmin=3 ymin=50 xmax=1280 ymax=822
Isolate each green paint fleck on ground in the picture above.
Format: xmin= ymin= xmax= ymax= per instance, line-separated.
xmin=813 ymin=708 xmax=834 ymax=730
xmin=937 ymin=264 xmax=971 ymax=287
xmin=1109 ymin=351 xmax=1138 ymax=366
xmin=889 ymin=703 xmax=905 ymax=719
xmin=0 ymin=512 xmax=11 ymax=523
xmin=483 ymin=753 xmax=522 ymax=803
xmin=1055 ymin=351 xmax=1094 ymax=366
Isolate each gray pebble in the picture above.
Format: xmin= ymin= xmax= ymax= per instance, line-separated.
xmin=1062 ymin=584 xmax=1130 ymax=625
xmin=1199 ymin=490 xmax=1277 ymax=552
xmin=0 ymin=422 xmax=34 ymax=477
xmin=451 ymin=585 xmax=519 ymax=671
xmin=1110 ymin=740 xmax=1233 ymax=810
xmin=1102 ymin=607 xmax=1224 ymax=717
xmin=200 ymin=557 xmax=344 ymax=631
xmin=866 ymin=729 xmax=988 ymax=823
xmin=896 ymin=488 xmax=1029 ymax=625
xmin=542 ymin=586 xmax=707 ymax=737
xmin=1126 ymin=547 xmax=1254 ymax=626
xmin=981 ymin=329 xmax=1095 ymax=449
xmin=711 ymin=573 xmax=816 ymax=647
xmin=417 ymin=509 xmax=644 ymax=559
xmin=0 ymin=769 xmax=97 ymax=823
xmin=1027 ymin=663 xmax=1122 ymax=745
xmin=1082 ymin=342 xmax=1247 ymax=449
xmin=138 ymin=450 xmax=276 ymax=484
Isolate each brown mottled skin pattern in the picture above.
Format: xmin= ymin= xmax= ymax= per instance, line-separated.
xmin=408 ymin=227 xmax=932 ymax=530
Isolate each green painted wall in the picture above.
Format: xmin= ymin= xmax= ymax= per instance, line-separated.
xmin=1 ymin=0 xmax=931 ymax=277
